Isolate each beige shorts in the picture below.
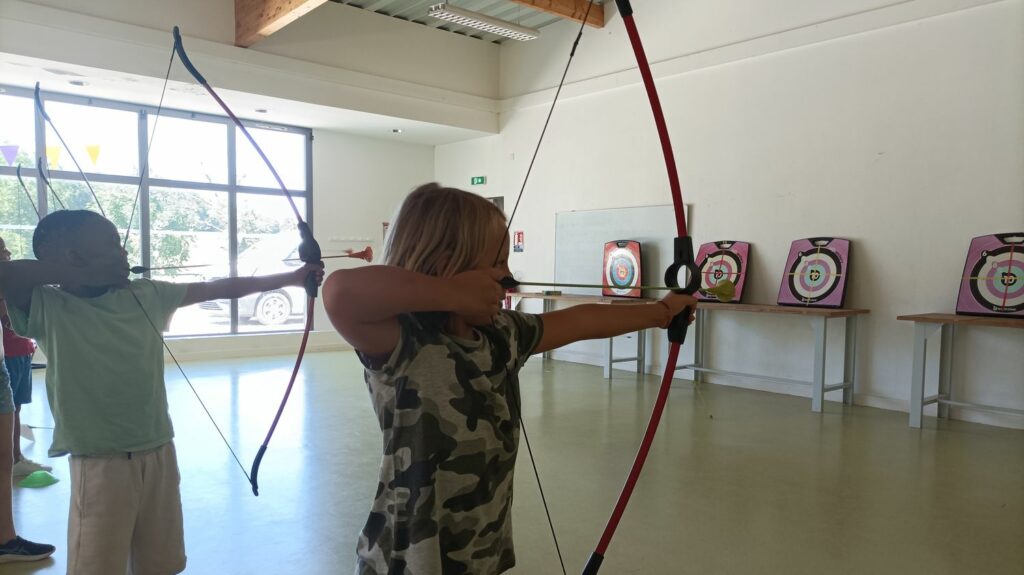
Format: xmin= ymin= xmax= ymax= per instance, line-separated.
xmin=68 ymin=442 xmax=186 ymax=575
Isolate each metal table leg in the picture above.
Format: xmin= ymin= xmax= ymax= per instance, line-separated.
xmin=694 ymin=308 xmax=707 ymax=385
xmin=937 ymin=324 xmax=955 ymax=419
xmin=604 ymin=336 xmax=613 ymax=379
xmin=542 ymin=298 xmax=553 ymax=360
xmin=910 ymin=322 xmax=941 ymax=427
xmin=810 ymin=317 xmax=827 ymax=412
xmin=636 ymin=328 xmax=646 ymax=376
xmin=843 ymin=316 xmax=858 ymax=405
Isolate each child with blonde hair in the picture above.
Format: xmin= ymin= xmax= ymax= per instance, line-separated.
xmin=324 ymin=183 xmax=696 ymax=574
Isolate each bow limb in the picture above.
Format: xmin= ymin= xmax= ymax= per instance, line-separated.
xmin=171 ymin=27 xmax=323 ymax=496
xmin=583 ymin=2 xmax=698 ymax=573
xmin=33 ymin=83 xmax=107 ymax=218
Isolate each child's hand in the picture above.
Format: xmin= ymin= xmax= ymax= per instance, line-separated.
xmin=290 ymin=263 xmax=325 ymax=288
xmin=448 ymin=268 xmax=506 ymax=322
xmin=657 ymin=292 xmax=698 ymax=328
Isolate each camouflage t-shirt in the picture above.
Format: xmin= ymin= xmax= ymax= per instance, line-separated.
xmin=355 ymin=310 xmax=544 ymax=575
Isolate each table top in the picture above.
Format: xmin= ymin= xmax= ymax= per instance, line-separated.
xmin=697 ymin=302 xmax=869 ymax=318
xmin=896 ymin=313 xmax=1024 ymax=329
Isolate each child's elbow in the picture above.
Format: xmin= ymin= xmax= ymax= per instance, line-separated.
xmin=323 ymin=270 xmax=357 ymax=317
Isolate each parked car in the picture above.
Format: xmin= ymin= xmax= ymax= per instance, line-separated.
xmin=198 ymin=232 xmax=306 ymax=326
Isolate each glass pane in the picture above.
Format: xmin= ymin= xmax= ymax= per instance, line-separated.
xmin=44 ymin=101 xmax=138 ymax=177
xmin=235 ymin=127 xmax=306 ymax=191
xmin=236 ymin=193 xmax=308 ymax=333
xmin=149 ymin=187 xmax=230 ymax=336
xmin=0 ymin=175 xmax=41 ymax=259
xmin=45 ymin=179 xmax=142 ymax=264
xmin=0 ymin=95 xmax=35 ymax=169
xmin=147 ymin=115 xmax=228 ymax=184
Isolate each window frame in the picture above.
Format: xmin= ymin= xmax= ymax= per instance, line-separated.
xmin=0 ymin=83 xmax=315 ymax=337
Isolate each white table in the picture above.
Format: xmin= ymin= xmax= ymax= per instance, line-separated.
xmin=512 ymin=292 xmax=654 ymax=378
xmin=677 ymin=303 xmax=869 ymax=412
xmin=898 ymin=313 xmax=1024 ymax=428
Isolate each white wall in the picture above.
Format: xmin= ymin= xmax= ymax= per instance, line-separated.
xmin=308 ymin=128 xmax=436 ymax=332
xmin=437 ymin=0 xmax=1024 ymax=427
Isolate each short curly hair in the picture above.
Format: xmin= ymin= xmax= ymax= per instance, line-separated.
xmin=32 ymin=210 xmax=110 ymax=261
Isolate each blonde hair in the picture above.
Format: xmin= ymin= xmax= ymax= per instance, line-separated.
xmin=385 ymin=183 xmax=507 ymax=277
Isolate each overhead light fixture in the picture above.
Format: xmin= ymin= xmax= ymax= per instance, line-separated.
xmin=427 ymin=3 xmax=539 ymax=42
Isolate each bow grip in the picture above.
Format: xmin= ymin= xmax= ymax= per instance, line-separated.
xmin=614 ymin=0 xmax=634 ymax=17
xmin=663 ymin=236 xmax=699 ymax=344
xmin=296 ymin=221 xmax=323 ymax=299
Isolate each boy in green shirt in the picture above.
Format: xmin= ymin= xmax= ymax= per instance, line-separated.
xmin=0 ymin=210 xmax=323 ymax=574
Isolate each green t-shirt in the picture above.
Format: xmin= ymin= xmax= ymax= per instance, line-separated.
xmin=9 ymin=279 xmax=187 ymax=457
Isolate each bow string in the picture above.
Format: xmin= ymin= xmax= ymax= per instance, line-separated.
xmin=494 ymin=1 xmax=697 ymax=572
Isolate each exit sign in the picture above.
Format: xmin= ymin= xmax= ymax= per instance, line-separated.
xmin=471 ymin=176 xmax=487 ymax=185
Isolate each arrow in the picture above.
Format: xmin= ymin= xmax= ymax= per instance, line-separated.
xmin=130 ymin=264 xmax=212 ymax=274
xmin=509 ymin=279 xmax=736 ymax=302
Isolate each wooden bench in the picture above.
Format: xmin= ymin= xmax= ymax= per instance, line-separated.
xmin=897 ymin=313 xmax=1024 ymax=427
xmin=677 ymin=303 xmax=869 ymax=412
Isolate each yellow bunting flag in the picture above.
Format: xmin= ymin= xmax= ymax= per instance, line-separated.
xmin=85 ymin=144 xmax=101 ymax=166
xmin=45 ymin=145 xmax=61 ymax=168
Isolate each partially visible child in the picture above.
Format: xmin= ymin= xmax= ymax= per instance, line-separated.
xmin=0 ymin=210 xmax=323 ymax=575
xmin=323 ymin=184 xmax=697 ymax=574
xmin=0 ymin=237 xmax=50 ymax=478
xmin=0 ymin=233 xmax=55 ymax=564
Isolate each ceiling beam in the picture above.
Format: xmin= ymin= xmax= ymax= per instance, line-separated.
xmin=235 ymin=0 xmax=329 ymax=47
xmin=508 ymin=0 xmax=604 ymax=28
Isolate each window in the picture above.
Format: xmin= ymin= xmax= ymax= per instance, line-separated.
xmin=0 ymin=85 xmax=313 ymax=336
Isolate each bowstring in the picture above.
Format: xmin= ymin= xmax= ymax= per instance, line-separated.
xmin=15 ymin=165 xmax=40 ymax=219
xmin=127 ymin=288 xmax=252 ymax=481
xmin=492 ymin=3 xmax=596 ymax=574
xmin=36 ymin=158 xmax=66 ymax=210
xmin=124 ymin=45 xmax=176 ymax=252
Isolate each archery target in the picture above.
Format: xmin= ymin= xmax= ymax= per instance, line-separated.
xmin=602 ymin=240 xmax=642 ymax=298
xmin=778 ymin=238 xmax=850 ymax=308
xmin=695 ymin=241 xmax=750 ymax=303
xmin=956 ymin=233 xmax=1024 ymax=317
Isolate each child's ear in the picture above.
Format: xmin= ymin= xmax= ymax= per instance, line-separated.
xmin=65 ymin=247 xmax=88 ymax=267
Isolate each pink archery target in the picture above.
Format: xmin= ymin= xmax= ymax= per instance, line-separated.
xmin=956 ymin=233 xmax=1024 ymax=318
xmin=777 ymin=238 xmax=850 ymax=308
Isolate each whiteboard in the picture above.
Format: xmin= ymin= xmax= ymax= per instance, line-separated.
xmin=554 ymin=204 xmax=690 ymax=295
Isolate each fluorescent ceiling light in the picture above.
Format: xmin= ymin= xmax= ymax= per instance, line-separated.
xmin=427 ymin=3 xmax=540 ymax=42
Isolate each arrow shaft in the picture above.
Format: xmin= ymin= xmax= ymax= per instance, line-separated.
xmin=514 ymin=281 xmax=673 ymax=291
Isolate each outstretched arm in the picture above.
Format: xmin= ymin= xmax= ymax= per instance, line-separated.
xmin=535 ymin=293 xmax=696 ymax=354
xmin=323 ymin=266 xmax=506 ymax=356
xmin=180 ymin=264 xmax=324 ymax=307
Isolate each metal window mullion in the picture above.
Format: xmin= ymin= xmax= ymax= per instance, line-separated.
xmin=138 ymin=110 xmax=151 ymax=276
xmin=228 ymin=122 xmax=239 ymax=335
xmin=34 ymin=94 xmax=47 ymax=215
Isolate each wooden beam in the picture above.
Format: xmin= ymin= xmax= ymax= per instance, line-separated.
xmin=235 ymin=0 xmax=329 ymax=47
xmin=508 ymin=0 xmax=604 ymax=28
